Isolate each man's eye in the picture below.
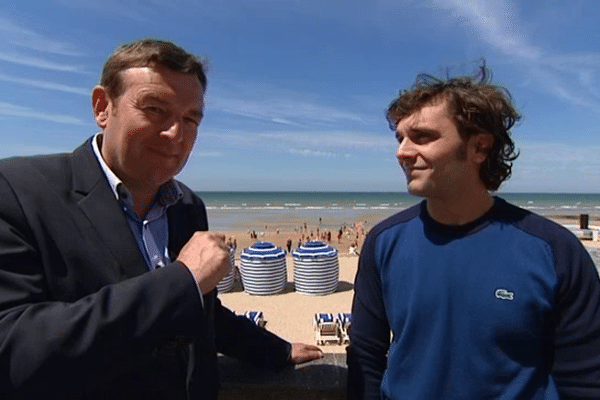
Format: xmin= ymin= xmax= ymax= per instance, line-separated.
xmin=185 ymin=117 xmax=200 ymax=127
xmin=147 ymin=106 xmax=164 ymax=114
xmin=414 ymin=134 xmax=430 ymax=144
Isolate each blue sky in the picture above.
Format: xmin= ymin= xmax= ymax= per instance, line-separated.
xmin=1 ymin=0 xmax=599 ymax=192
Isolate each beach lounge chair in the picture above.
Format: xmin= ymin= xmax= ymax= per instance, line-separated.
xmin=337 ymin=312 xmax=352 ymax=344
xmin=314 ymin=313 xmax=341 ymax=345
xmin=244 ymin=310 xmax=267 ymax=328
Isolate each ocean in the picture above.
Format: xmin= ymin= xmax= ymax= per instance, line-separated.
xmin=197 ymin=191 xmax=600 ymax=268
xmin=197 ymin=192 xmax=600 ymax=231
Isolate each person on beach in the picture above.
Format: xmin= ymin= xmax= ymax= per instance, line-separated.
xmin=347 ymin=63 xmax=600 ymax=399
xmin=0 ymin=39 xmax=321 ymax=399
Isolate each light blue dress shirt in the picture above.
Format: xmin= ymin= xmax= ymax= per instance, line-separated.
xmin=92 ymin=133 xmax=204 ymax=305
xmin=91 ymin=133 xmax=182 ymax=270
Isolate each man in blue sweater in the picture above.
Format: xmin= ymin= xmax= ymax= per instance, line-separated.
xmin=347 ymin=64 xmax=600 ymax=399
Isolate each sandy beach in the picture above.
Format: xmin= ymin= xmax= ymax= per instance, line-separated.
xmin=217 ymin=216 xmax=600 ymax=354
xmin=219 ymin=224 xmax=365 ymax=354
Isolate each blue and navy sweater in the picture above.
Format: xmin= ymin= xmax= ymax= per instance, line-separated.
xmin=347 ymin=198 xmax=600 ymax=399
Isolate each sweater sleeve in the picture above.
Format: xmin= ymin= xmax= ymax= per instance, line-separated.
xmin=347 ymin=229 xmax=390 ymax=400
xmin=551 ymin=235 xmax=600 ymax=399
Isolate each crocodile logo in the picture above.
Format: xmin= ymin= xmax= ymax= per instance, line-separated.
xmin=495 ymin=288 xmax=514 ymax=301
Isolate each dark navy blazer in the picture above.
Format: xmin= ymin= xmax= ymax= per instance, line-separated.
xmin=0 ymin=138 xmax=291 ymax=399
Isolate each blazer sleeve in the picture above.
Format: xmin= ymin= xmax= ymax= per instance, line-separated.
xmin=0 ymin=171 xmax=205 ymax=392
xmin=168 ymin=183 xmax=293 ymax=371
xmin=213 ymin=297 xmax=292 ymax=370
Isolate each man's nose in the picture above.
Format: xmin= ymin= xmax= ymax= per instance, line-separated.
xmin=162 ymin=118 xmax=183 ymax=141
xmin=396 ymin=138 xmax=415 ymax=160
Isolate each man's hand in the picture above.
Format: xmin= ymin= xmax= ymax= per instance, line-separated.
xmin=176 ymin=231 xmax=231 ymax=294
xmin=289 ymin=343 xmax=324 ymax=365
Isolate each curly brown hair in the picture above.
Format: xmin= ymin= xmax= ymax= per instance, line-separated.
xmin=100 ymin=38 xmax=207 ymax=102
xmin=386 ymin=62 xmax=521 ymax=191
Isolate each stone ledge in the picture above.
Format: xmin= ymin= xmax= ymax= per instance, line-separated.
xmin=218 ymin=353 xmax=347 ymax=400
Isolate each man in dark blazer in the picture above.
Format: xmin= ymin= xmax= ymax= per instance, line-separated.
xmin=0 ymin=39 xmax=322 ymax=399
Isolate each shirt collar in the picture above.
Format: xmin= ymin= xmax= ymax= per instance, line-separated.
xmin=91 ymin=133 xmax=183 ymax=209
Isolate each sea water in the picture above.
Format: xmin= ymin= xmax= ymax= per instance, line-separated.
xmin=198 ymin=191 xmax=600 ymax=269
xmin=198 ymin=192 xmax=600 ymax=230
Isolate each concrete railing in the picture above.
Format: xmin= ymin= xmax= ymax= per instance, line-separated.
xmin=218 ymin=353 xmax=347 ymax=399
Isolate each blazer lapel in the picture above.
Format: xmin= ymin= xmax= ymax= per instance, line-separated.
xmin=166 ymin=189 xmax=217 ymax=313
xmin=166 ymin=204 xmax=194 ymax=262
xmin=70 ymin=138 xmax=148 ymax=278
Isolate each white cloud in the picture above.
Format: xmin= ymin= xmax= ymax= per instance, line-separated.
xmin=214 ymin=97 xmax=366 ymax=127
xmin=207 ymin=80 xmax=368 ymax=128
xmin=199 ymin=129 xmax=395 ymax=157
xmin=259 ymin=131 xmax=394 ymax=151
xmin=192 ymin=151 xmax=224 ymax=158
xmin=0 ymin=53 xmax=87 ymax=73
xmin=0 ymin=102 xmax=87 ymax=125
xmin=0 ymin=73 xmax=89 ymax=96
xmin=503 ymin=141 xmax=600 ymax=192
xmin=531 ymin=57 xmax=600 ymax=113
xmin=431 ymin=0 xmax=542 ymax=60
xmin=0 ymin=144 xmax=70 ymax=159
xmin=197 ymin=130 xmax=394 ymax=161
xmin=0 ymin=17 xmax=84 ymax=56
xmin=218 ymin=108 xmax=302 ymax=126
xmin=430 ymin=0 xmax=600 ymax=113
xmin=55 ymin=0 xmax=150 ymax=22
xmin=271 ymin=117 xmax=297 ymax=126
xmin=517 ymin=142 xmax=600 ymax=167
xmin=289 ymin=148 xmax=337 ymax=158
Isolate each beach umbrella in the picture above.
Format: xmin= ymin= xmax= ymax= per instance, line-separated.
xmin=240 ymin=242 xmax=287 ymax=295
xmin=292 ymin=240 xmax=339 ymax=295
xmin=216 ymin=247 xmax=236 ymax=293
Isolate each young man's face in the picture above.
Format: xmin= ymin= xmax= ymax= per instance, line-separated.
xmin=95 ymin=65 xmax=204 ymax=193
xmin=395 ymin=100 xmax=483 ymax=202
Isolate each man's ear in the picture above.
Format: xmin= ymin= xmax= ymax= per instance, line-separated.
xmin=471 ymin=133 xmax=494 ymax=164
xmin=92 ymin=86 xmax=110 ymax=128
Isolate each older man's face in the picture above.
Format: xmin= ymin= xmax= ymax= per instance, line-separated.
xmin=98 ymin=65 xmax=204 ymax=194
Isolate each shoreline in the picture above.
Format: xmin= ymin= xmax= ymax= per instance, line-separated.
xmin=218 ymin=213 xmax=600 ymax=255
xmin=217 ymin=215 xmax=600 ymax=353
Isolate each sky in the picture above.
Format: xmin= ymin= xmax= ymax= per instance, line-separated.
xmin=1 ymin=0 xmax=599 ymax=192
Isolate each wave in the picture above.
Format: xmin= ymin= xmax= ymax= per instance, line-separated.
xmin=206 ymin=205 xmax=401 ymax=211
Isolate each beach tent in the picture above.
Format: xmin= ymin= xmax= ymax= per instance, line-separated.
xmin=240 ymin=242 xmax=287 ymax=295
xmin=292 ymin=240 xmax=339 ymax=295
xmin=216 ymin=246 xmax=236 ymax=293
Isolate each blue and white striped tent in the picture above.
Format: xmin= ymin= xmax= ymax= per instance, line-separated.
xmin=292 ymin=240 xmax=339 ymax=295
xmin=216 ymin=247 xmax=236 ymax=293
xmin=240 ymin=242 xmax=287 ymax=295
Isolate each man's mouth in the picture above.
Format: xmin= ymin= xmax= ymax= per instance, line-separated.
xmin=403 ymin=165 xmax=425 ymax=174
xmin=149 ymin=147 xmax=179 ymax=158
